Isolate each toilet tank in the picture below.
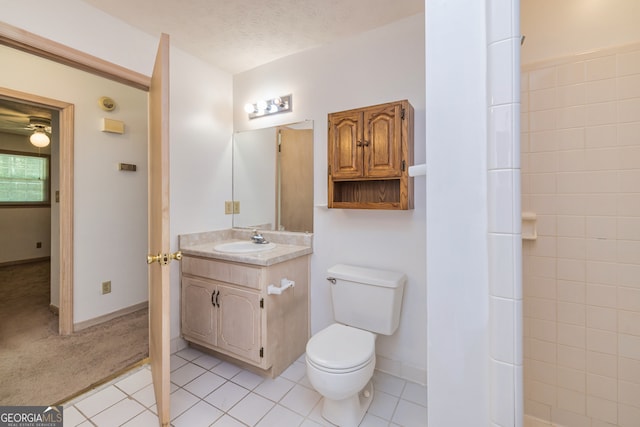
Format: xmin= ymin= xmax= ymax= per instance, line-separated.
xmin=327 ymin=264 xmax=406 ymax=335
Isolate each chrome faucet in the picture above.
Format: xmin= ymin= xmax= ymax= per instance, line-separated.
xmin=251 ymin=229 xmax=268 ymax=244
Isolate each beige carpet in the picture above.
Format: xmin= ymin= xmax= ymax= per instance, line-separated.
xmin=0 ymin=260 xmax=149 ymax=405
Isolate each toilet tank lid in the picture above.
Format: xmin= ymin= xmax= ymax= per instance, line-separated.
xmin=327 ymin=264 xmax=407 ymax=288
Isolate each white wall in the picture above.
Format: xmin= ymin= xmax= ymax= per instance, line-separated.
xmin=234 ymin=13 xmax=427 ymax=382
xmin=0 ymin=132 xmax=52 ymax=264
xmin=0 ymin=45 xmax=149 ymax=322
xmin=2 ymin=0 xmax=234 ymax=331
xmin=425 ymin=1 xmax=492 ymax=425
xmin=521 ymin=0 xmax=640 ymax=65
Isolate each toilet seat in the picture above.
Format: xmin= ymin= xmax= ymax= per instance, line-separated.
xmin=306 ymin=324 xmax=375 ymax=373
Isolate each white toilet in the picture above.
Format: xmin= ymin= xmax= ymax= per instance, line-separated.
xmin=305 ymin=264 xmax=406 ymax=427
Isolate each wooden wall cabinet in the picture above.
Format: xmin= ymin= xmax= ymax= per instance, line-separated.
xmin=181 ymin=255 xmax=309 ymax=378
xmin=328 ymin=100 xmax=414 ymax=209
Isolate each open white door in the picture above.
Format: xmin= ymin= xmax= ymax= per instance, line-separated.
xmin=147 ymin=33 xmax=176 ymax=427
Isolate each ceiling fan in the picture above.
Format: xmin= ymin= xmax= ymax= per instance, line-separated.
xmin=26 ymin=116 xmax=52 ymax=148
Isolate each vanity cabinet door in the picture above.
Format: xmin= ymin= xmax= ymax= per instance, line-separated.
xmin=217 ymin=284 xmax=263 ymax=364
xmin=181 ymin=277 xmax=217 ymax=346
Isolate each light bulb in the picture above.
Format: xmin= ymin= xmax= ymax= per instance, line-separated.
xmin=269 ymin=103 xmax=279 ymax=113
xmin=272 ymin=97 xmax=282 ymax=106
xmin=30 ymin=130 xmax=50 ymax=148
xmin=256 ymin=100 xmax=268 ymax=112
xmin=244 ymin=103 xmax=256 ymax=114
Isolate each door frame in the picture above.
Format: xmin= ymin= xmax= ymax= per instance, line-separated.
xmin=0 ymin=22 xmax=151 ymax=334
xmin=0 ymin=88 xmax=74 ymax=334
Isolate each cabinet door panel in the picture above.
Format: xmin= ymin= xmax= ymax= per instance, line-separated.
xmin=182 ymin=277 xmax=216 ymax=345
xmin=363 ymin=103 xmax=402 ymax=178
xmin=217 ymin=285 xmax=262 ymax=363
xmin=329 ymin=111 xmax=363 ymax=179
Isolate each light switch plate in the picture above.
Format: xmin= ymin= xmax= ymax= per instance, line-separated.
xmin=225 ymin=201 xmax=233 ymax=214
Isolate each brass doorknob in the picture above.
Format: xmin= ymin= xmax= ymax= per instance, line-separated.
xmin=147 ymin=251 xmax=182 ymax=265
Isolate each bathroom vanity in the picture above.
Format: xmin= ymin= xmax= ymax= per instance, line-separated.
xmin=179 ymin=229 xmax=312 ymax=378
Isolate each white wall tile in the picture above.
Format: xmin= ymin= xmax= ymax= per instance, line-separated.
xmin=586 ymin=56 xmax=617 ymax=81
xmin=488 ymin=169 xmax=516 ymax=233
xmin=489 ymin=104 xmax=518 ymax=169
xmin=617 ymin=49 xmax=640 ymax=76
xmin=491 ymin=359 xmax=516 ymax=425
xmin=492 ymin=297 xmax=516 ymax=363
xmin=557 ymin=61 xmax=586 ymax=86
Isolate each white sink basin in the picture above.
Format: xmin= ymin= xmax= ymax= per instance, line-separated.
xmin=213 ymin=241 xmax=276 ymax=253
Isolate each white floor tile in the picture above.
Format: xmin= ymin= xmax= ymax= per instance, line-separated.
xmin=192 ymin=353 xmax=222 ymax=370
xmin=307 ymin=400 xmax=336 ymax=427
xmin=170 ymin=388 xmax=199 ymax=420
xmin=120 ymin=409 xmax=159 ymax=427
xmin=183 ymin=371 xmax=227 ymax=398
xmin=211 ymin=414 xmax=247 ymax=427
xmin=115 ymin=367 xmax=153 ymax=395
xmin=231 ymin=369 xmax=266 ymax=390
xmin=373 ymin=371 xmax=406 ymax=397
xmin=391 ymin=399 xmax=428 ymax=427
xmin=401 ymin=381 xmax=427 ymax=407
xmin=69 ymin=354 xmax=429 ymax=427
xmin=172 ymin=400 xmax=224 ymax=427
xmin=228 ymin=393 xmax=275 ymax=425
xmin=62 ymin=406 xmax=86 ymax=427
xmin=170 ymin=354 xmax=189 ymax=372
xmin=91 ymin=398 xmax=146 ymax=427
xmin=176 ymin=346 xmax=206 ymax=361
xmin=131 ymin=384 xmax=156 ymax=408
xmin=74 ymin=385 xmax=126 ymax=418
xmin=204 ymin=381 xmax=249 ymax=412
xmin=359 ymin=413 xmax=390 ymax=427
xmin=254 ymin=377 xmax=295 ymax=402
xmin=280 ymin=384 xmax=322 ymax=416
xmin=171 ymin=362 xmax=207 ymax=386
xmin=256 ymin=404 xmax=304 ymax=427
xmin=280 ymin=361 xmax=307 ymax=382
xmin=368 ymin=390 xmax=399 ymax=421
xmin=211 ymin=361 xmax=244 ymax=379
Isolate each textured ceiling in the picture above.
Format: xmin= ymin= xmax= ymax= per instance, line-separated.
xmin=78 ymin=0 xmax=424 ymax=74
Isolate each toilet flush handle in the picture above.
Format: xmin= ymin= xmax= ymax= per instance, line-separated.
xmin=327 ymin=277 xmax=336 ymax=284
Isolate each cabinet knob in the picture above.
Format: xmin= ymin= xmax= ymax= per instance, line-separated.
xmin=356 ymin=140 xmax=363 ymax=147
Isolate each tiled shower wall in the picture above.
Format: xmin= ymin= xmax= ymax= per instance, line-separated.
xmin=522 ymin=44 xmax=640 ymax=426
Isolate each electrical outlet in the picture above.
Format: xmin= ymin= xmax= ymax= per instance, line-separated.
xmin=101 ymin=281 xmax=111 ymax=295
xmin=233 ymin=201 xmax=240 ymax=214
xmin=225 ymin=201 xmax=233 ymax=214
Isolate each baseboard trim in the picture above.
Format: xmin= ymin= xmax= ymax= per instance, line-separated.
xmin=74 ymin=301 xmax=148 ymax=331
xmin=375 ymin=354 xmax=427 ymax=386
xmin=0 ymin=256 xmax=50 ymax=267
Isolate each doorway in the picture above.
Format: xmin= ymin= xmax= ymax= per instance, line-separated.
xmin=0 ymin=89 xmax=74 ymax=334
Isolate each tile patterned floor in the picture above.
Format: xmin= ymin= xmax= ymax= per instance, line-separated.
xmin=63 ymin=347 xmax=427 ymax=427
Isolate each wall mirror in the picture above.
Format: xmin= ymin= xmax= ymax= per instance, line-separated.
xmin=232 ymin=120 xmax=313 ymax=232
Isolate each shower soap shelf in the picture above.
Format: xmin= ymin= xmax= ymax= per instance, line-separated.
xmin=522 ymin=212 xmax=537 ymax=241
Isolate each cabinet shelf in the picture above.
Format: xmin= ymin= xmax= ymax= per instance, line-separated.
xmin=327 ymin=100 xmax=414 ymax=210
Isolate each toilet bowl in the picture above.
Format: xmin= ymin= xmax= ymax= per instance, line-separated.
xmin=306 ymin=323 xmax=376 ymax=427
xmin=305 ymin=264 xmax=406 ymax=427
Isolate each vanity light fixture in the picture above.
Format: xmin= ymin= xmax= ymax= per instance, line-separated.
xmin=244 ymin=94 xmax=292 ymax=119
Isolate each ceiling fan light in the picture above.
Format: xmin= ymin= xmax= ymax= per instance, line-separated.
xmin=30 ymin=130 xmax=50 ymax=148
